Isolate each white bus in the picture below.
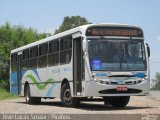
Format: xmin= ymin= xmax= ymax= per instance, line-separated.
xmin=10 ymin=23 xmax=150 ymax=108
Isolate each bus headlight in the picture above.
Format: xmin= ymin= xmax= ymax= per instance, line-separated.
xmin=93 ymin=78 xmax=110 ymax=84
xmin=141 ymin=77 xmax=148 ymax=81
xmin=93 ymin=77 xmax=100 ymax=82
xmin=92 ymin=75 xmax=101 ymax=82
xmin=92 ymin=73 xmax=99 ymax=82
xmin=92 ymin=73 xmax=110 ymax=84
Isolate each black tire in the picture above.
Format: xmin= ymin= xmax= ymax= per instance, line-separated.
xmin=33 ymin=97 xmax=41 ymax=104
xmin=60 ymin=83 xmax=80 ymax=107
xmin=108 ymin=96 xmax=130 ymax=108
xmin=25 ymin=85 xmax=41 ymax=104
xmin=103 ymin=97 xmax=109 ymax=105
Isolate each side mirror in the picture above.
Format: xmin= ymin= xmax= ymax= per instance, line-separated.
xmin=146 ymin=43 xmax=150 ymax=58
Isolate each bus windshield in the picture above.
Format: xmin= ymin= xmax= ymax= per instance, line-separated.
xmin=88 ymin=38 xmax=146 ymax=71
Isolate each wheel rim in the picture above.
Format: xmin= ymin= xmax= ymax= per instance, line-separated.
xmin=63 ymin=89 xmax=72 ymax=104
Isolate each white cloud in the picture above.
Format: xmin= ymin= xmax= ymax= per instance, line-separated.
xmin=157 ymin=36 xmax=160 ymax=41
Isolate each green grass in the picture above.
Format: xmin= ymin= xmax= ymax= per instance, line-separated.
xmin=0 ymin=88 xmax=18 ymax=100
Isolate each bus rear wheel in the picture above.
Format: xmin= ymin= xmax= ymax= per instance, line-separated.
xmin=61 ymin=83 xmax=80 ymax=107
xmin=25 ymin=85 xmax=41 ymax=104
xmin=107 ymin=96 xmax=130 ymax=108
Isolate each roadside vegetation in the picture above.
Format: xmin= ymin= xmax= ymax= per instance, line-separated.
xmin=0 ymin=80 xmax=18 ymax=100
xmin=0 ymin=88 xmax=18 ymax=100
xmin=151 ymin=72 xmax=160 ymax=90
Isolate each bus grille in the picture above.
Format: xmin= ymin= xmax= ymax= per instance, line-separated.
xmin=100 ymin=80 xmax=142 ymax=85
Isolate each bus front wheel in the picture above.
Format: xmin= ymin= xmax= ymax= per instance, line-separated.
xmin=107 ymin=96 xmax=130 ymax=108
xmin=60 ymin=83 xmax=80 ymax=107
xmin=25 ymin=85 xmax=41 ymax=104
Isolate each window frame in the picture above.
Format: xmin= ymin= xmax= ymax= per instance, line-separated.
xmin=11 ymin=53 xmax=18 ymax=72
xmin=48 ymin=39 xmax=60 ymax=66
xmin=60 ymin=35 xmax=72 ymax=65
xmin=38 ymin=43 xmax=48 ymax=68
xmin=29 ymin=46 xmax=38 ymax=69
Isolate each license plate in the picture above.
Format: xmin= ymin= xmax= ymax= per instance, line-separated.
xmin=116 ymin=86 xmax=128 ymax=91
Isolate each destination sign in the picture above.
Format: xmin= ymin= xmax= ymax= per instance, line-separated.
xmin=86 ymin=26 xmax=143 ymax=37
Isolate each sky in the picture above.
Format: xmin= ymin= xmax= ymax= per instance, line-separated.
xmin=0 ymin=0 xmax=160 ymax=81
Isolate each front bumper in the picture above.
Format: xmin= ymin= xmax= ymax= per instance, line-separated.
xmin=84 ymin=80 xmax=150 ymax=97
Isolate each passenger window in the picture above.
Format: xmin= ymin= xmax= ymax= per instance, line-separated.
xmin=11 ymin=53 xmax=18 ymax=72
xmin=38 ymin=43 xmax=48 ymax=68
xmin=30 ymin=46 xmax=38 ymax=69
xmin=48 ymin=39 xmax=59 ymax=66
xmin=60 ymin=35 xmax=72 ymax=64
xmin=22 ymin=49 xmax=29 ymax=70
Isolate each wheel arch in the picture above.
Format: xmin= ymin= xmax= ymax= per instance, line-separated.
xmin=61 ymin=78 xmax=70 ymax=88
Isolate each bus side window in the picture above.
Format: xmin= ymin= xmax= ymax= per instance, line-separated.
xmin=22 ymin=49 xmax=29 ymax=70
xmin=30 ymin=46 xmax=38 ymax=69
xmin=11 ymin=53 xmax=18 ymax=72
xmin=38 ymin=43 xmax=48 ymax=68
xmin=48 ymin=39 xmax=59 ymax=66
xmin=60 ymin=35 xmax=72 ymax=64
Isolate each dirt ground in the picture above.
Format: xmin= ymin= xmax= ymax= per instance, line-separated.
xmin=0 ymin=96 xmax=160 ymax=114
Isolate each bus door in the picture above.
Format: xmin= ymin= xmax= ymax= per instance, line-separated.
xmin=17 ymin=52 xmax=22 ymax=95
xmin=73 ymin=37 xmax=84 ymax=96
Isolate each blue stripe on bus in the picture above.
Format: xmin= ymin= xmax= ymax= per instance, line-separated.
xmin=134 ymin=73 xmax=146 ymax=78
xmin=11 ymin=72 xmax=18 ymax=85
xmin=45 ymin=84 xmax=57 ymax=97
xmin=10 ymin=72 xmax=18 ymax=95
xmin=10 ymin=85 xmax=18 ymax=95
xmin=32 ymin=69 xmax=41 ymax=81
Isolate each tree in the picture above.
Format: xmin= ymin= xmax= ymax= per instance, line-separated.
xmin=151 ymin=72 xmax=160 ymax=90
xmin=55 ymin=16 xmax=91 ymax=34
xmin=0 ymin=23 xmax=48 ymax=89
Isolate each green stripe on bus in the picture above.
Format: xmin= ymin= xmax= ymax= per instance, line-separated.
xmin=25 ymin=74 xmax=54 ymax=90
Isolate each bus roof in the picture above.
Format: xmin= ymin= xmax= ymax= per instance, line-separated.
xmin=11 ymin=23 xmax=142 ymax=53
